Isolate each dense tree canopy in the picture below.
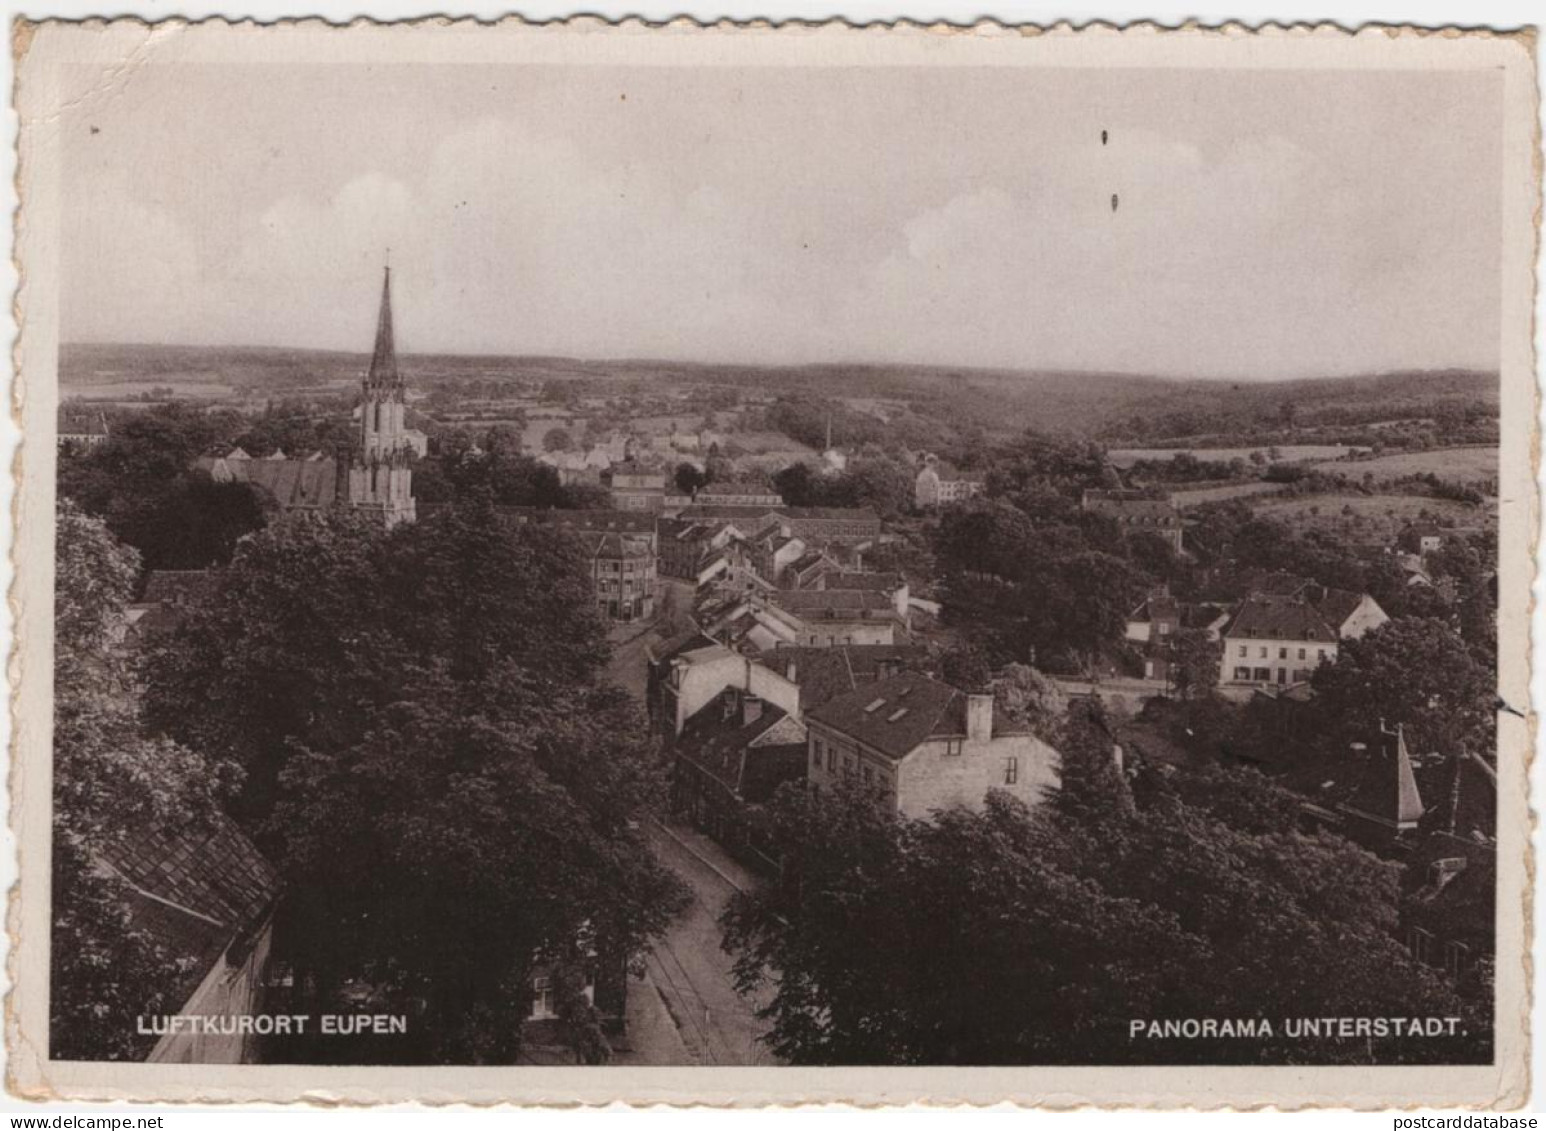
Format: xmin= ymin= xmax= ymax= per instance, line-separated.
xmin=58 ymin=403 xmax=269 ymax=573
xmin=52 ymin=502 xmax=235 ymax=1060
xmin=142 ymin=501 xmax=686 ymax=1062
xmin=722 ymin=706 xmax=1482 ymax=1066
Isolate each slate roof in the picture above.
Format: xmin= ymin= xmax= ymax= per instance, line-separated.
xmin=1222 ymin=596 xmax=1337 ymax=644
xmin=1129 ymin=594 xmax=1180 ymax=623
xmin=768 ymin=644 xmax=932 ymax=711
xmin=1342 ymin=725 xmax=1426 ymax=829
xmin=201 ymin=456 xmax=341 ymax=509
xmin=1315 ymin=588 xmax=1367 ymax=632
xmin=770 ymin=589 xmax=897 ymax=616
xmin=579 ymin=530 xmax=653 ymax=561
xmin=505 ymin=507 xmax=657 ymax=536
xmin=676 ymin=693 xmax=807 ymax=802
xmin=805 ymin=672 xmax=967 ymax=761
xmin=1241 ymin=570 xmax=1315 ymax=598
xmin=823 ymin=571 xmax=903 ymax=593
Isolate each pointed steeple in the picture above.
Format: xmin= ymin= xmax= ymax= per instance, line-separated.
xmin=366 ymin=264 xmax=401 ymax=390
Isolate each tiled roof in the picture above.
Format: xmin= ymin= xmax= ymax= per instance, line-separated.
xmin=100 ymin=814 xmax=282 ymax=1014
xmin=1222 ymin=596 xmax=1337 ymax=644
xmin=806 ymin=672 xmax=967 ymax=762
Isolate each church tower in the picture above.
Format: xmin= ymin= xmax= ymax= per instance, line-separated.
xmin=347 ymin=265 xmax=417 ymax=526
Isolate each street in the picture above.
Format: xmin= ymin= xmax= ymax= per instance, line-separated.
xmin=604 ymin=590 xmax=780 ymax=1065
xmin=640 ymin=821 xmax=780 ymax=1065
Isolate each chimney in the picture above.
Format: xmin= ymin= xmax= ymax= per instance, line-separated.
xmin=785 ymin=657 xmax=798 ymax=683
xmin=1112 ymin=742 xmax=1125 ymax=775
xmin=722 ymin=689 xmax=738 ymax=721
xmin=965 ymin=692 xmax=994 ymax=743
xmin=742 ymin=695 xmax=764 ymax=727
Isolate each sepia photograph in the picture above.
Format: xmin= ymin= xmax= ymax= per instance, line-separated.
xmin=7 ymin=16 xmax=1537 ymax=1109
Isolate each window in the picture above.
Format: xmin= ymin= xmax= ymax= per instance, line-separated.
xmin=1278 ymin=647 xmax=1288 ymax=659
xmin=1004 ymin=757 xmax=1019 ymax=786
xmin=1258 ymin=647 xmax=1267 ymax=658
xmin=1298 ymin=648 xmax=1306 ymax=660
xmin=1408 ymin=926 xmax=1435 ymax=965
xmin=1317 ymin=649 xmax=1327 ymax=660
xmin=862 ymin=765 xmax=874 ymax=784
xmin=812 ymin=741 xmax=823 ymax=769
xmin=827 ymin=747 xmax=836 ymax=773
xmin=1233 ymin=666 xmax=1251 ymax=681
xmin=1444 ymin=941 xmax=1470 ymax=978
xmin=529 ymin=975 xmax=556 ymax=1021
xmin=1238 ymin=646 xmax=1247 ymax=658
xmin=945 ymin=739 xmax=963 ymax=757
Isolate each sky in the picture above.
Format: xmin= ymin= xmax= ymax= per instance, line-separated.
xmin=61 ymin=62 xmax=1502 ymax=380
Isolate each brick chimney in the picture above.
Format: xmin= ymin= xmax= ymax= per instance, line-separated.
xmin=965 ymin=692 xmax=994 ymax=742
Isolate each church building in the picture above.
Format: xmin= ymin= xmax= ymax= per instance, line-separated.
xmin=345 ymin=266 xmax=417 ymax=526
xmin=196 ymin=267 xmax=417 ymax=527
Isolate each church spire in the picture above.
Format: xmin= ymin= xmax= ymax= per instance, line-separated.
xmin=366 ymin=263 xmax=401 ymax=389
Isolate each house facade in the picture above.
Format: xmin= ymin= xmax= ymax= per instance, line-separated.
xmin=805 ymin=672 xmax=1059 ymax=819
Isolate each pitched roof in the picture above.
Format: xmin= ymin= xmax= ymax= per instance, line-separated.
xmin=580 ymin=530 xmax=653 ymax=560
xmin=1130 ymin=594 xmax=1180 ymax=622
xmin=1222 ymin=596 xmax=1337 ymax=644
xmin=1314 ymin=588 xmax=1366 ymax=631
xmin=1342 ymin=725 xmax=1426 ymax=829
xmin=1242 ymin=570 xmax=1315 ymax=598
xmin=99 ymin=814 xmax=283 ymax=1020
xmin=206 ymin=456 xmax=340 ymax=509
xmin=648 ymin=629 xmax=723 ymax=667
xmin=770 ymin=589 xmax=897 ymax=616
xmin=769 ymin=644 xmax=932 ymax=711
xmin=365 ymin=267 xmax=402 ymax=388
xmin=822 ymin=571 xmax=903 ymax=593
xmin=806 ymin=672 xmax=967 ymax=761
xmin=676 ymin=692 xmax=806 ymax=801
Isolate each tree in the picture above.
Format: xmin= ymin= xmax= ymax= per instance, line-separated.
xmin=722 ymin=704 xmax=1482 ymax=1065
xmin=675 ymin=461 xmax=708 ymax=496
xmin=1167 ymin=628 xmax=1220 ymax=701
xmin=52 ymin=502 xmax=234 ymax=1060
xmin=141 ymin=500 xmax=687 ymax=1063
xmin=1310 ymin=617 xmax=1493 ymax=761
xmin=990 ymin=663 xmax=1067 ymax=746
xmin=543 ymin=427 xmax=574 ymax=453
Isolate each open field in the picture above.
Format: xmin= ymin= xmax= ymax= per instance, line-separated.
xmin=1245 ymin=492 xmax=1492 ymax=541
xmin=1171 ymin=482 xmax=1289 ymax=508
xmin=1109 ymin=444 xmax=1365 ymax=468
xmin=1307 ymin=446 xmax=1498 ymax=484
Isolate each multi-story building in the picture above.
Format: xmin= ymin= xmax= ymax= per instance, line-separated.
xmin=695 ymin=482 xmax=784 ymax=507
xmin=607 ymin=463 xmax=669 ymax=511
xmin=581 ymin=531 xmax=657 ymax=622
xmin=58 ymin=407 xmax=109 ymax=450
xmin=1220 ymin=596 xmax=1339 ymax=689
xmin=804 ymin=672 xmax=1059 ymax=819
xmin=677 ymin=504 xmax=881 ymax=546
xmin=1081 ymin=489 xmax=1182 ymax=552
xmin=765 ymin=588 xmax=904 ymax=647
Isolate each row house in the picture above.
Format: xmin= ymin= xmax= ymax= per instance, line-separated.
xmin=805 ymin=672 xmax=1060 ymax=820
xmin=1080 ymin=489 xmax=1184 ymax=553
xmin=607 ymin=462 xmax=669 ymax=511
xmin=695 ymin=482 xmax=785 ymax=508
xmin=670 ymin=685 xmax=809 ymax=871
xmin=765 ymin=589 xmax=904 ymax=647
xmin=580 ymin=531 xmax=657 ymax=623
